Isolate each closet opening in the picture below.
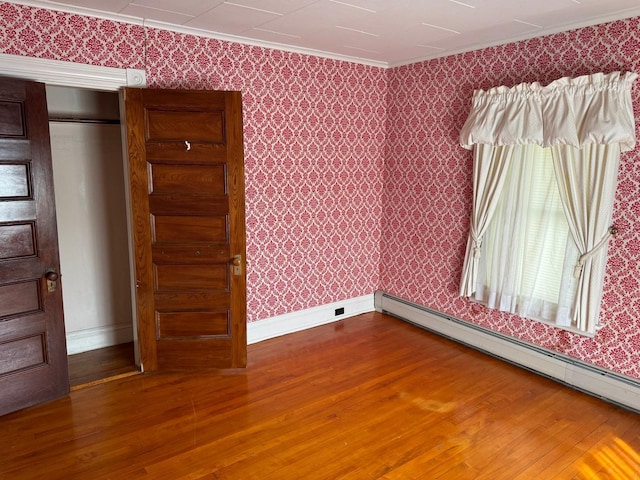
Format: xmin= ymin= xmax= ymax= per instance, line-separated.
xmin=46 ymin=85 xmax=138 ymax=388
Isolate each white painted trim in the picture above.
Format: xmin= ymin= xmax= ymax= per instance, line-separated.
xmin=0 ymin=53 xmax=144 ymax=361
xmin=247 ymin=294 xmax=375 ymax=344
xmin=6 ymin=0 xmax=640 ymax=69
xmin=0 ymin=52 xmax=146 ymax=90
xmin=4 ymin=0 xmax=144 ymax=27
xmin=66 ymin=323 xmax=134 ymax=355
xmin=4 ymin=0 xmax=386 ymax=68
xmin=378 ymin=291 xmax=640 ymax=412
xmin=141 ymin=19 xmax=387 ymax=69
xmin=389 ymin=7 xmax=640 ymax=67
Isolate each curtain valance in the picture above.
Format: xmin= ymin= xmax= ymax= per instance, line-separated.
xmin=460 ymin=71 xmax=638 ymax=152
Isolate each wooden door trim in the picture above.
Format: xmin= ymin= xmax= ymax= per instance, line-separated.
xmin=121 ymin=88 xmax=157 ymax=371
xmin=226 ymin=92 xmax=247 ymax=367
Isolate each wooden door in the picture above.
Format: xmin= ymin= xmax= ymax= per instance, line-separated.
xmin=0 ymin=77 xmax=68 ymax=416
xmin=122 ymin=88 xmax=247 ymax=371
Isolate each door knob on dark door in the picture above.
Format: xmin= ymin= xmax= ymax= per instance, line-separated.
xmin=231 ymin=254 xmax=242 ymax=276
xmin=45 ymin=271 xmax=59 ymax=281
xmin=45 ymin=270 xmax=59 ymax=292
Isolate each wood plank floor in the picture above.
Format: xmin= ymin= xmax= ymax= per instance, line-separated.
xmin=2 ymin=312 xmax=639 ymax=479
xmin=68 ymin=342 xmax=138 ymax=389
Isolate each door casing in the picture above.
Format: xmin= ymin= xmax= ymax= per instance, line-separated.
xmin=3 ymin=55 xmax=248 ymax=376
xmin=1 ymin=53 xmax=147 ymax=366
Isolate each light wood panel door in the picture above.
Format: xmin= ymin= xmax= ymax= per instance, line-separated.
xmin=122 ymin=88 xmax=247 ymax=371
xmin=0 ymin=77 xmax=68 ymax=416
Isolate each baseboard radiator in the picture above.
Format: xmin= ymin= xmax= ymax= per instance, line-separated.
xmin=374 ymin=291 xmax=640 ymax=413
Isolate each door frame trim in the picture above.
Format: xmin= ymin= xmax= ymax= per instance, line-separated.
xmin=0 ymin=53 xmax=146 ymax=91
xmin=1 ymin=52 xmax=147 ymax=365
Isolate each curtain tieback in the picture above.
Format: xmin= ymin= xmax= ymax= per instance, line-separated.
xmin=472 ymin=236 xmax=482 ymax=259
xmin=573 ymin=227 xmax=617 ymax=279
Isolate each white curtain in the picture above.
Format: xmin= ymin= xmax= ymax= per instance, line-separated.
xmin=459 ymin=71 xmax=637 ymax=334
xmin=460 ymin=72 xmax=637 ymax=152
xmin=474 ymin=145 xmax=577 ymax=324
xmin=459 ymin=143 xmax=514 ymax=297
xmin=551 ymin=144 xmax=620 ymax=332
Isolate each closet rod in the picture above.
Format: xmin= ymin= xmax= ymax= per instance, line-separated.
xmin=49 ymin=116 xmax=120 ymax=125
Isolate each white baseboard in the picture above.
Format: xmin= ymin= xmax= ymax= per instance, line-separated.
xmin=377 ymin=291 xmax=640 ymax=413
xmin=66 ymin=294 xmax=375 ymax=354
xmin=247 ymin=294 xmax=375 ymax=344
xmin=66 ymin=323 xmax=134 ymax=355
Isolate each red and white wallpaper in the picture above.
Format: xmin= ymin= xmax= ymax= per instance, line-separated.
xmin=143 ymin=28 xmax=387 ymax=321
xmin=2 ymin=1 xmax=639 ymax=379
xmin=0 ymin=1 xmax=385 ymax=324
xmin=0 ymin=3 xmax=145 ymax=67
xmin=382 ymin=17 xmax=640 ymax=379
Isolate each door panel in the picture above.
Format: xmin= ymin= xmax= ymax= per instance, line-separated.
xmin=0 ymin=77 xmax=69 ymax=416
xmin=0 ymin=280 xmax=40 ymax=318
xmin=145 ymin=110 xmax=224 ymax=142
xmin=150 ymin=164 xmax=227 ymax=194
xmin=157 ymin=311 xmax=229 ymax=338
xmin=0 ymin=164 xmax=30 ymax=196
xmin=123 ymin=88 xmax=247 ymax=371
xmin=0 ymin=222 xmax=37 ymax=258
xmin=153 ymin=216 xmax=227 ymax=243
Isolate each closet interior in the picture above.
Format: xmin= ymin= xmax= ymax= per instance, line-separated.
xmin=46 ymin=85 xmax=137 ymax=387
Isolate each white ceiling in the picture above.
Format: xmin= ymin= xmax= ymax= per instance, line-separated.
xmin=15 ymin=0 xmax=640 ymax=67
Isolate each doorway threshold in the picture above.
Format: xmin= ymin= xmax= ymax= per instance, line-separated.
xmin=70 ymin=370 xmax=141 ymax=391
xmin=68 ymin=342 xmax=139 ymax=389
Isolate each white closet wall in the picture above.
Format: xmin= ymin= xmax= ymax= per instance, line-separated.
xmin=47 ymin=85 xmax=133 ymax=354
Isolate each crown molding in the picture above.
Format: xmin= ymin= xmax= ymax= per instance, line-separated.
xmin=6 ymin=0 xmax=640 ymax=70
xmin=141 ymin=19 xmax=388 ymax=69
xmin=389 ymin=7 xmax=640 ymax=68
xmin=3 ymin=0 xmax=388 ymax=69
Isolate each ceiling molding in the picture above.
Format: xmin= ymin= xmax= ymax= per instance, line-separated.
xmin=141 ymin=19 xmax=388 ymax=69
xmin=4 ymin=0 xmax=388 ymax=68
xmin=6 ymin=0 xmax=640 ymax=70
xmin=5 ymin=0 xmax=144 ymax=26
xmin=389 ymin=6 xmax=640 ymax=68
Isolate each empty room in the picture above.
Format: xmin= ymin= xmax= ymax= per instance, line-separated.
xmin=1 ymin=0 xmax=640 ymax=478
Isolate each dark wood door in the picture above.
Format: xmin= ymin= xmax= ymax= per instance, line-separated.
xmin=0 ymin=77 xmax=68 ymax=416
xmin=122 ymin=88 xmax=247 ymax=371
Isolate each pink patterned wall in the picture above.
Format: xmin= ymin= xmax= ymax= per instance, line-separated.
xmin=2 ymin=1 xmax=639 ymax=379
xmin=0 ymin=3 xmax=145 ymax=67
xmin=0 ymin=2 xmax=385 ymax=323
xmin=382 ymin=17 xmax=640 ymax=379
xmin=143 ymin=29 xmax=386 ymax=321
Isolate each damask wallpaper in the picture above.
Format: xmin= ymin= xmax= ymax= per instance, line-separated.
xmin=382 ymin=18 xmax=640 ymax=379
xmin=1 ymin=1 xmax=639 ymax=379
xmin=143 ymin=27 xmax=387 ymax=322
xmin=0 ymin=2 xmax=386 ymax=324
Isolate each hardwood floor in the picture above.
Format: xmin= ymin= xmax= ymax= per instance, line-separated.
xmin=68 ymin=342 xmax=138 ymax=389
xmin=2 ymin=312 xmax=639 ymax=479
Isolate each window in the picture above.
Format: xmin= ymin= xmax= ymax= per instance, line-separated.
xmin=458 ymin=72 xmax=637 ymax=335
xmin=473 ymin=145 xmax=579 ymax=327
